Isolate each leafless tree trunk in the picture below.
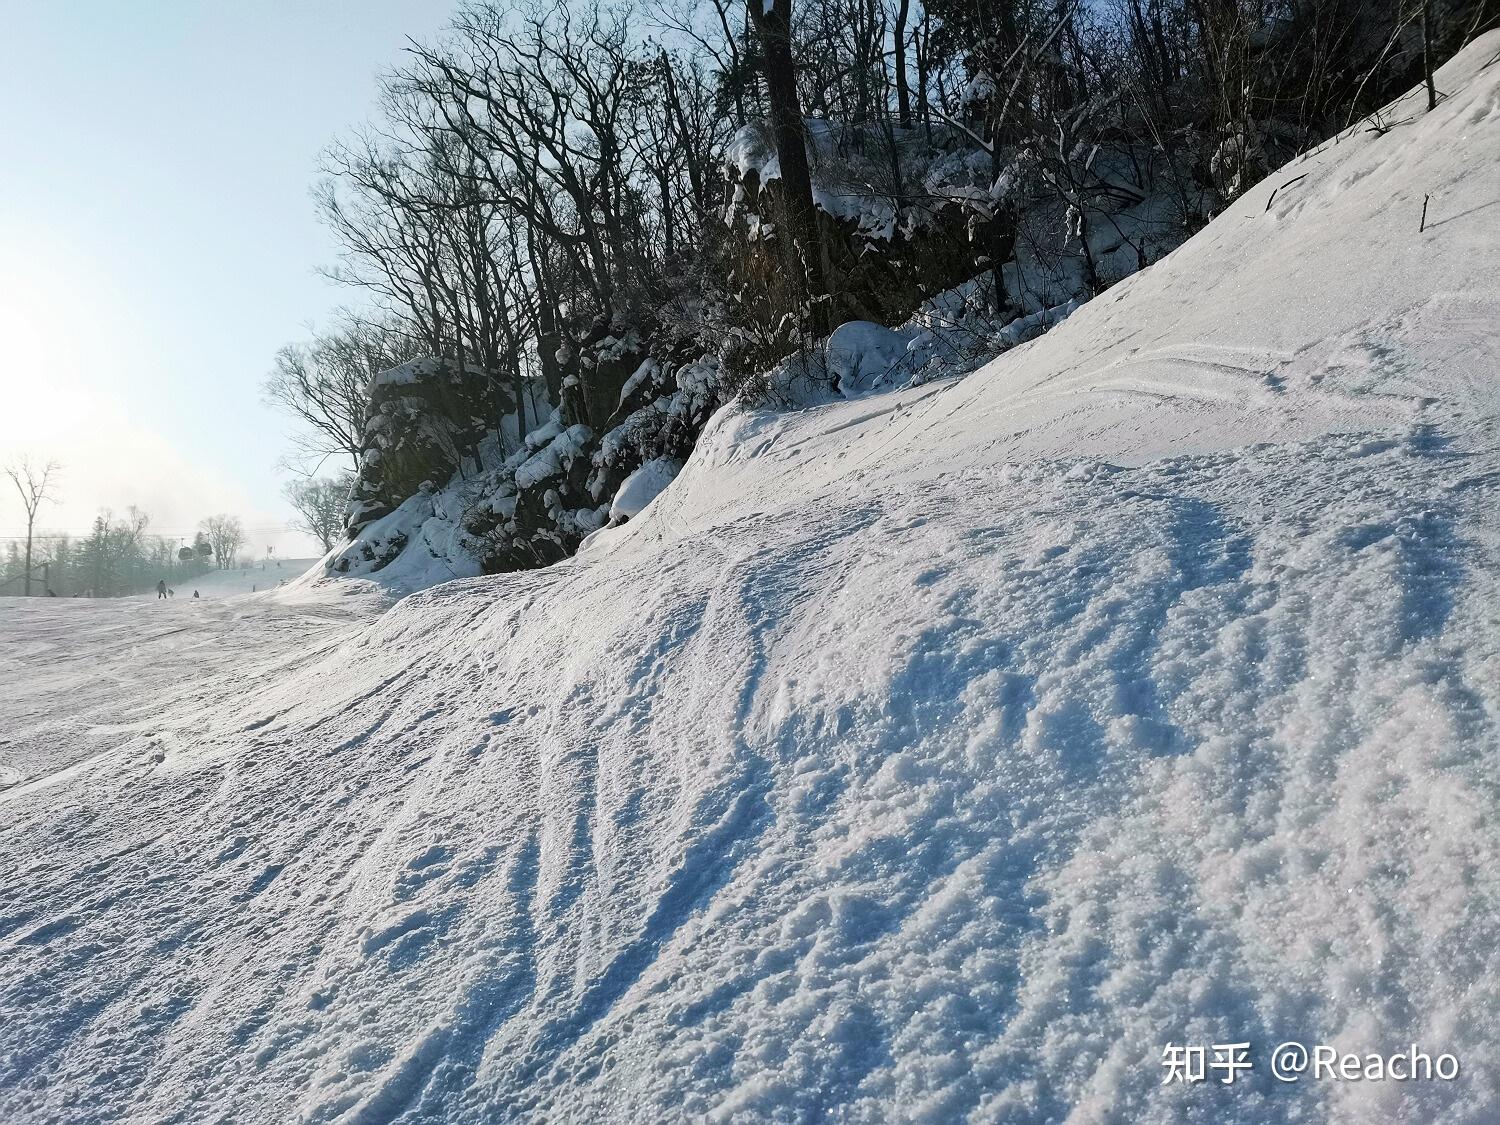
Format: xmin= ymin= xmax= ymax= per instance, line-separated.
xmin=4 ymin=458 xmax=60 ymax=596
xmin=892 ymin=0 xmax=912 ymax=127
xmin=748 ymin=0 xmax=829 ymax=333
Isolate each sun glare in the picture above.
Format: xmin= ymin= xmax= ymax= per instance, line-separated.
xmin=0 ymin=235 xmax=115 ymax=450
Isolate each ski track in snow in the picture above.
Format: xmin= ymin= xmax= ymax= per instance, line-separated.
xmin=3 ymin=38 xmax=1500 ymax=1125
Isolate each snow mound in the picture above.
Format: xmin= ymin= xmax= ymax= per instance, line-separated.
xmin=825 ymin=320 xmax=912 ymax=396
xmin=3 ymin=39 xmax=1500 ymax=1124
xmin=609 ymin=457 xmax=681 ymax=522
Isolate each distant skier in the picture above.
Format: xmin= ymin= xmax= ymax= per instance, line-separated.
xmin=193 ymin=590 xmax=200 ymax=599
xmin=156 ymin=579 xmax=168 ymax=599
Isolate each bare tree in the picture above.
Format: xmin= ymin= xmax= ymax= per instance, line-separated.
xmin=4 ymin=458 xmax=60 ymax=596
xmin=285 ymin=475 xmax=355 ymax=552
xmin=748 ymin=0 xmax=828 ymax=332
xmin=200 ymin=515 xmax=246 ymax=572
xmin=264 ymin=314 xmax=422 ymax=474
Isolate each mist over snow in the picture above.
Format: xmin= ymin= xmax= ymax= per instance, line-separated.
xmin=3 ymin=29 xmax=1500 ymax=1125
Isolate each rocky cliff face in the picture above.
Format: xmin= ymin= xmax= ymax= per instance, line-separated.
xmin=722 ymin=116 xmax=1210 ymax=345
xmin=330 ymin=332 xmax=719 ymax=584
xmin=460 ymin=329 xmax=719 ymax=573
xmin=723 ymin=121 xmax=1019 ymax=333
xmin=344 ymin=358 xmax=495 ymax=539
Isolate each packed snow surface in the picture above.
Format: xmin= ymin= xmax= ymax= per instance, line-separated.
xmin=3 ymin=42 xmax=1500 ymax=1123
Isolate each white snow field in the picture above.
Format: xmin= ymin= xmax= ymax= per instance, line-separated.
xmin=4 ymin=42 xmax=1500 ymax=1124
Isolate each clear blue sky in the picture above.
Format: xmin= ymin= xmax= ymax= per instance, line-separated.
xmin=0 ymin=1 xmax=454 ymax=556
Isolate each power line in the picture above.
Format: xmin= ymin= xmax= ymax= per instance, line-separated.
xmin=0 ymin=524 xmax=306 ymax=540
xmin=0 ymin=528 xmax=302 ymax=536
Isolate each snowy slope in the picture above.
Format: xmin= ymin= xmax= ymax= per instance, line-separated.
xmin=128 ymin=560 xmax=324 ymax=601
xmin=3 ymin=41 xmax=1500 ymax=1124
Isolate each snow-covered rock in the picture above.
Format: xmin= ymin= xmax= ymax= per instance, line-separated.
xmin=333 ymin=331 xmax=721 ymax=581
xmin=343 ymin=355 xmax=495 ymax=539
xmin=609 ymin=457 xmax=681 ymax=522
xmin=824 ymin=320 xmax=912 ymax=396
xmin=329 ymin=487 xmax=485 ymax=592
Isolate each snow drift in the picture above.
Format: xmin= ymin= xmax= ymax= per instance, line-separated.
xmin=3 ymin=39 xmax=1500 ymax=1123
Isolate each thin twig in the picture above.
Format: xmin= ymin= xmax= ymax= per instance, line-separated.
xmin=1265 ymin=173 xmax=1309 ymax=212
